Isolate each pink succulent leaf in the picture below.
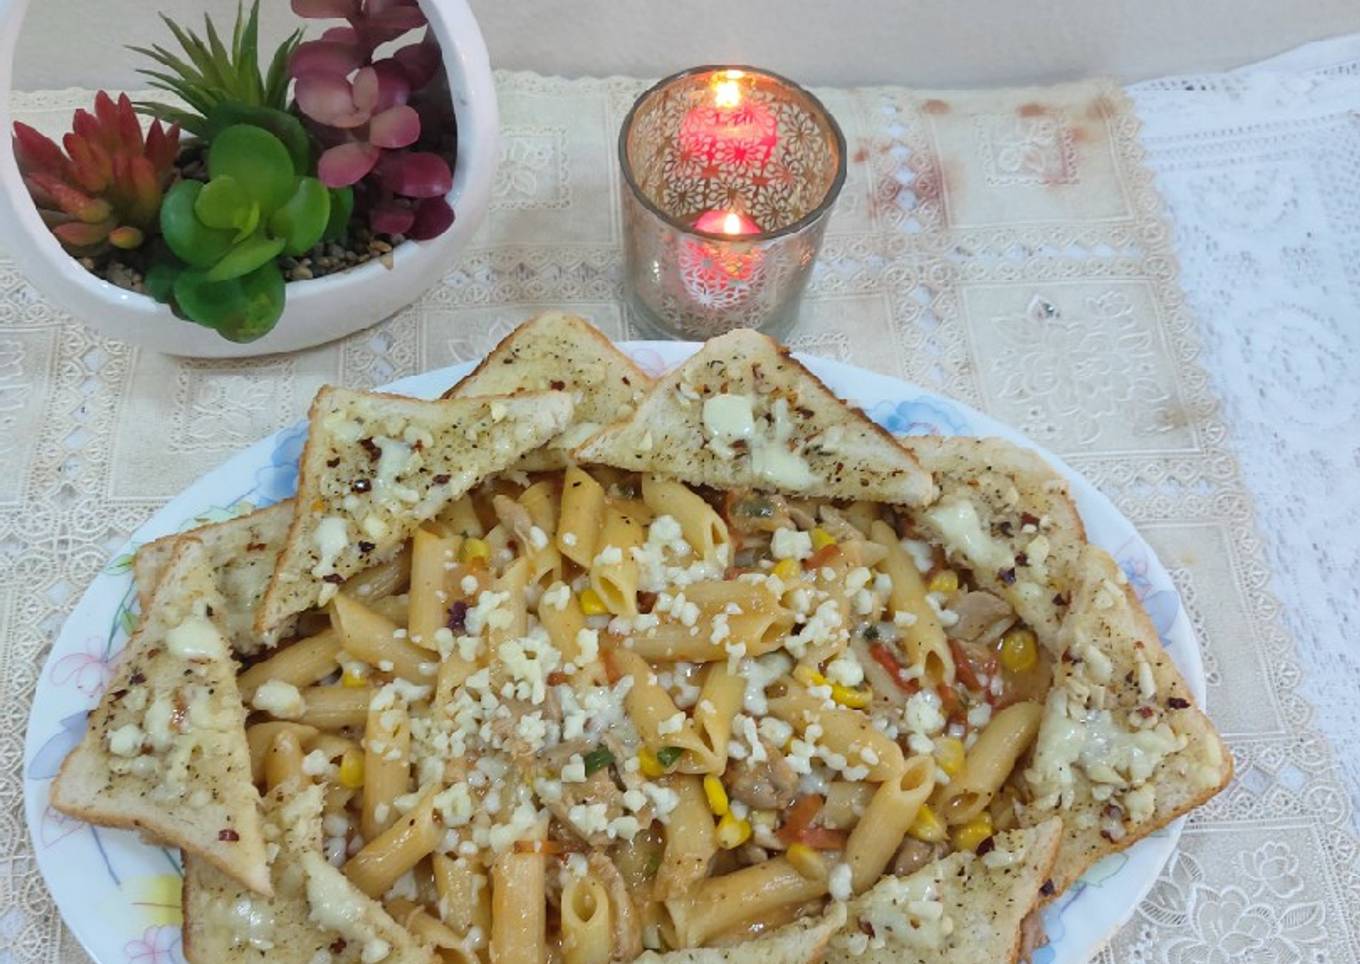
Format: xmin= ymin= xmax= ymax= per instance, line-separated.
xmin=369 ymin=60 xmax=413 ymax=110
xmin=291 ymin=0 xmax=359 ymax=18
xmin=290 ymin=39 xmax=364 ymax=80
xmin=321 ymin=25 xmax=360 ymax=43
xmin=351 ymin=67 xmax=379 ymax=114
xmin=369 ymin=105 xmax=420 ymax=149
xmin=392 ymin=33 xmax=441 ymax=90
xmin=380 ymin=151 xmax=452 ymax=198
xmin=12 ymin=122 xmax=68 ymax=175
xmin=318 ymin=141 xmax=382 ymax=187
xmin=408 ymin=196 xmax=454 ymax=240
xmin=295 ymin=74 xmax=370 ymax=128
xmin=370 ymin=198 xmax=415 ymax=235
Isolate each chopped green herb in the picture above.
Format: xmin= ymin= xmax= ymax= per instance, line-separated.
xmin=643 ymin=849 xmax=663 ymax=878
xmin=582 ymin=746 xmax=614 ymax=776
xmin=656 ymin=746 xmax=684 ymax=769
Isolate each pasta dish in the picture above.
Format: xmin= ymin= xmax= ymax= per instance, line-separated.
xmin=48 ymin=313 xmax=1231 ymax=963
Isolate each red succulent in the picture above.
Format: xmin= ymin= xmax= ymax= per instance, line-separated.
xmin=13 ymin=91 xmax=180 ymax=252
xmin=289 ymin=0 xmax=454 ymax=240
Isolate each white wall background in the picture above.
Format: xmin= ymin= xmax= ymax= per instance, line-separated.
xmin=13 ymin=0 xmax=1360 ymax=91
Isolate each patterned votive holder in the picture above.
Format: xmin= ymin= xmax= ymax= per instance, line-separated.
xmin=619 ymin=65 xmax=846 ymax=339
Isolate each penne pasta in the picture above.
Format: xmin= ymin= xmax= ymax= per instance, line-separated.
xmin=560 ymin=874 xmax=613 ymax=964
xmin=655 ymin=774 xmax=718 ymax=900
xmin=246 ymin=721 xmax=319 ymax=783
xmin=437 ymin=494 xmax=485 ymax=538
xmin=342 ymin=546 xmax=413 ymax=603
xmin=489 ymin=849 xmax=547 ymax=963
xmin=433 ymin=853 xmax=491 ymax=950
xmin=767 ymin=682 xmax=906 ymax=781
xmin=344 ymin=786 xmax=443 ymax=898
xmin=692 ymin=662 xmax=744 ymax=768
xmin=237 ymin=629 xmax=342 ymax=702
xmin=557 ymin=467 xmax=606 ymax=568
xmin=844 ymin=755 xmax=935 ymax=892
xmin=934 ymin=700 xmax=1043 ymax=824
xmin=641 ymin=474 xmax=729 ymax=563
xmin=870 ymin=519 xmax=955 ymax=685
xmin=361 ymin=694 xmax=411 ymax=840
xmin=331 ymin=593 xmax=439 ymax=683
xmin=664 ymin=857 xmax=826 ymax=947
xmin=590 ymin=504 xmax=644 ymax=617
xmin=263 ymin=728 xmax=305 ymax=791
xmin=408 ymin=527 xmax=461 ymax=650
xmin=613 ymin=649 xmax=720 ymax=773
xmin=297 ymin=685 xmax=372 ymax=729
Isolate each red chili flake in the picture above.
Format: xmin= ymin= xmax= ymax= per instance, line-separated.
xmin=329 ymin=938 xmax=347 ymax=954
xmin=1168 ymin=697 xmax=1191 ymax=710
xmin=1021 ymin=512 xmax=1040 ymax=527
xmin=1138 ymin=706 xmax=1155 ymax=718
xmin=858 ymin=919 xmax=876 ymax=938
xmin=326 ymin=457 xmax=340 ymax=468
xmin=447 ymin=600 xmax=469 ymax=632
xmin=245 ymin=542 xmax=266 ymax=551
xmin=218 ymin=828 xmax=239 ymax=841
xmin=998 ymin=566 xmax=1017 ymax=585
xmin=546 ymin=671 xmax=569 ymax=686
xmin=976 ymin=835 xmax=996 ymax=857
xmin=358 ymin=540 xmax=375 ymax=553
xmin=638 ymin=592 xmax=658 ymax=614
xmin=1052 ymin=592 xmax=1070 ymax=606
xmin=1039 ymin=878 xmax=1056 ymax=896
xmin=995 ymin=520 xmax=1014 ymax=537
xmin=551 ymin=379 xmax=566 ymax=390
xmin=323 ymin=573 xmax=343 ymax=584
xmin=128 ymin=671 xmax=145 ymax=686
xmin=359 ymin=437 xmax=380 ymax=460
xmin=1015 ymin=552 xmax=1029 ymax=566
xmin=432 ymin=474 xmax=451 ymax=484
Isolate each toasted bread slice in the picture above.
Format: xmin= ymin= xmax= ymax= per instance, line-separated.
xmin=255 ymin=387 xmax=574 ymax=637
xmin=641 ymin=902 xmax=847 ymax=963
xmin=51 ymin=538 xmax=269 ymax=894
xmin=902 ymin=435 xmax=1087 ymax=642
xmin=575 ymin=330 xmax=936 ymax=505
xmin=134 ymin=501 xmax=296 ymax=655
xmin=442 ymin=311 xmax=654 ymax=470
xmin=825 ymin=820 xmax=1062 ymax=963
xmin=183 ymin=784 xmax=435 ymax=963
xmin=1020 ymin=545 xmax=1232 ymax=896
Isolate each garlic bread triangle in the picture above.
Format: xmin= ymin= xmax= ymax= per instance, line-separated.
xmin=443 ymin=311 xmax=654 ymax=470
xmin=1019 ymin=545 xmax=1232 ymax=896
xmin=183 ymin=784 xmax=436 ymax=963
xmin=134 ymin=501 xmax=295 ymax=656
xmin=825 ymin=819 xmax=1062 ymax=963
xmin=901 ymin=435 xmax=1087 ymax=643
xmin=254 ymin=386 xmax=573 ymax=637
xmin=51 ymin=537 xmax=269 ymax=894
xmin=574 ymin=329 xmax=936 ymax=505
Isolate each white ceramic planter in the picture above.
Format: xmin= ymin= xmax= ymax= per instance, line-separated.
xmin=0 ymin=0 xmax=498 ymax=358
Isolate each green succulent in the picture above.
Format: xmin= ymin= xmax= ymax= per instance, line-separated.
xmin=131 ymin=1 xmax=300 ymax=137
xmin=156 ymin=124 xmax=351 ymax=342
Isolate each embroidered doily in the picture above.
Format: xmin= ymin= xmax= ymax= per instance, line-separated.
xmin=3 ymin=42 xmax=1359 ymax=960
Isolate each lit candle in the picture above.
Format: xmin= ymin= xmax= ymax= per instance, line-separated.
xmin=677 ymin=69 xmax=778 ymax=173
xmin=692 ymin=209 xmax=762 ymax=236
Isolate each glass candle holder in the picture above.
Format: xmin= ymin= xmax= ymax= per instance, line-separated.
xmin=619 ymin=65 xmax=846 ymax=339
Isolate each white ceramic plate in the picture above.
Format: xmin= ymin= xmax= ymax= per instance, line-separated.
xmin=25 ymin=343 xmax=1199 ymax=964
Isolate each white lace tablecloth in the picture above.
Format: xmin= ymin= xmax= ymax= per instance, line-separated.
xmin=4 ymin=36 xmax=1360 ymax=963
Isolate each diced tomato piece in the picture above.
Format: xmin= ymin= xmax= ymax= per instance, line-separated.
xmin=948 ymin=637 xmax=993 ymax=692
xmin=804 ymin=544 xmax=841 ymax=571
xmin=869 ymin=643 xmax=921 ymax=695
xmin=798 ymin=826 xmax=850 ymax=850
xmin=546 ymin=671 xmax=569 ymax=686
xmin=776 ymin=794 xmax=824 ymax=845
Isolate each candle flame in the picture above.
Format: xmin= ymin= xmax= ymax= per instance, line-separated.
xmin=721 ymin=211 xmax=745 ymax=235
xmin=712 ymin=69 xmax=744 ymax=109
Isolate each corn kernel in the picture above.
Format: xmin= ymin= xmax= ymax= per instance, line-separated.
xmin=341 ymin=668 xmax=367 ymax=688
xmin=578 ymin=587 xmax=608 ymax=616
xmin=772 ymin=558 xmax=800 ymax=582
xmin=637 ymin=747 xmax=665 ymax=779
xmin=830 ymin=684 xmax=871 ymax=709
xmin=703 ymin=775 xmax=729 ymax=816
xmin=934 ymin=736 xmax=966 ymax=777
xmin=927 ymin=569 xmax=959 ymax=595
xmin=716 ymin=813 xmax=752 ymax=849
xmin=951 ymin=812 xmax=994 ymax=852
xmin=785 ymin=842 xmax=826 ymax=880
xmin=810 ymin=528 xmax=837 ymax=551
xmin=459 ymin=538 xmax=490 ymax=564
xmin=999 ymin=628 xmax=1038 ymax=673
xmin=338 ymin=749 xmax=365 ymax=789
xmin=793 ymin=665 xmax=827 ymax=689
xmin=908 ymin=803 xmax=947 ymax=843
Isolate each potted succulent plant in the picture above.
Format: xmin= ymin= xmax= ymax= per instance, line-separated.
xmin=0 ymin=0 xmax=497 ymax=357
